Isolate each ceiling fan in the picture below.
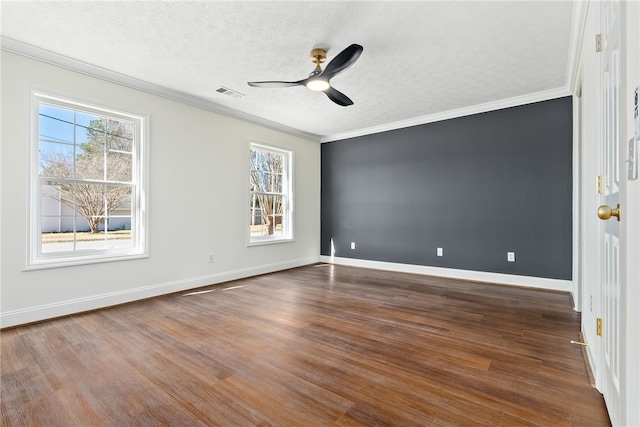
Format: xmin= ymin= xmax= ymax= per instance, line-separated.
xmin=247 ymin=44 xmax=363 ymax=106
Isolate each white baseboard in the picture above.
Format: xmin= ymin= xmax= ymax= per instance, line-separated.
xmin=0 ymin=257 xmax=319 ymax=328
xmin=319 ymin=256 xmax=572 ymax=292
xmin=3 ymin=255 xmax=572 ymax=328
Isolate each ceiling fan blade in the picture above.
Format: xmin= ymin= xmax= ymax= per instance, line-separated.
xmin=321 ymin=44 xmax=363 ymax=79
xmin=325 ymin=87 xmax=354 ymax=106
xmin=247 ymin=80 xmax=305 ymax=88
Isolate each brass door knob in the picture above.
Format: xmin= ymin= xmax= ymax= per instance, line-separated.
xmin=597 ymin=204 xmax=621 ymax=221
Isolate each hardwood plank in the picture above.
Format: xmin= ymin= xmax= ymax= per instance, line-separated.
xmin=1 ymin=264 xmax=609 ymax=426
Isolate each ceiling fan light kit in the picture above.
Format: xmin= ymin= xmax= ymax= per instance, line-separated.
xmin=306 ymin=78 xmax=330 ymax=92
xmin=248 ymin=44 xmax=363 ymax=106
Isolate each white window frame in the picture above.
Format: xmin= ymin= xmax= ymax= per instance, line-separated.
xmin=27 ymin=91 xmax=149 ymax=269
xmin=248 ymin=141 xmax=294 ymax=246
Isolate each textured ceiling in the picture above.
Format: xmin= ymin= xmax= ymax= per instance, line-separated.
xmin=0 ymin=1 xmax=577 ymax=142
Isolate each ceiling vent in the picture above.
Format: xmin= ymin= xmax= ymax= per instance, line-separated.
xmin=215 ymin=86 xmax=245 ymax=98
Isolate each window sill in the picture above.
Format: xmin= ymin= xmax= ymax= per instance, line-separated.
xmin=247 ymin=237 xmax=294 ymax=247
xmin=25 ymin=251 xmax=148 ymax=271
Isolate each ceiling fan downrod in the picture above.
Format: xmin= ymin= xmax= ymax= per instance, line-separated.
xmin=310 ymin=48 xmax=327 ymax=69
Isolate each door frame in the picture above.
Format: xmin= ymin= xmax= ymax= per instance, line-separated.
xmin=574 ymin=1 xmax=640 ymax=425
xmin=618 ymin=1 xmax=640 ymax=425
xmin=573 ymin=0 xmax=602 ymax=391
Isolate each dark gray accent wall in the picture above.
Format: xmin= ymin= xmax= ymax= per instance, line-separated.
xmin=321 ymin=97 xmax=573 ymax=280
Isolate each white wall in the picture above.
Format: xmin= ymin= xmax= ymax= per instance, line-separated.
xmin=0 ymin=51 xmax=321 ymax=327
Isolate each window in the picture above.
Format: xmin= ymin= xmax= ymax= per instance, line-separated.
xmin=249 ymin=142 xmax=293 ymax=244
xmin=29 ymin=92 xmax=148 ymax=268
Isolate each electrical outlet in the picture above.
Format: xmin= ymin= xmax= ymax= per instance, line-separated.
xmin=507 ymin=252 xmax=516 ymax=262
xmin=209 ymin=254 xmax=214 ymax=263
xmin=437 ymin=247 xmax=443 ymax=256
xmin=350 ymin=242 xmax=356 ymax=250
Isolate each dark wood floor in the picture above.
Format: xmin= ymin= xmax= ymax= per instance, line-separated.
xmin=1 ymin=264 xmax=610 ymax=426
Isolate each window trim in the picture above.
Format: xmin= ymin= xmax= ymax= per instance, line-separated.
xmin=247 ymin=141 xmax=294 ymax=246
xmin=27 ymin=90 xmax=149 ymax=270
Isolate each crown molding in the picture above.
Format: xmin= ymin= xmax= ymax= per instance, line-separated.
xmin=321 ymin=87 xmax=571 ymax=143
xmin=0 ymin=36 xmax=322 ymax=143
xmin=3 ymin=26 xmax=581 ymax=146
xmin=321 ymin=1 xmax=586 ymax=144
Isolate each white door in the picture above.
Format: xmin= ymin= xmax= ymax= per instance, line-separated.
xmin=597 ymin=0 xmax=622 ymax=424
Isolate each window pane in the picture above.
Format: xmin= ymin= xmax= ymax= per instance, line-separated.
xmin=75 ymin=112 xmax=103 ymax=145
xmin=42 ymin=180 xmax=74 ymax=211
xmin=105 ymin=185 xmax=132 ymax=249
xmin=42 ymin=228 xmax=76 ymax=253
xmin=41 ymin=178 xmax=76 ymax=254
xmin=75 ymin=226 xmax=107 ymax=250
xmin=107 ymin=185 xmax=132 ymax=217
xmin=250 ymin=218 xmax=269 ymax=237
xmin=271 ymin=215 xmax=284 ymax=236
xmin=75 ymin=144 xmax=105 ymax=180
xmin=73 ymin=183 xmax=106 ymax=231
xmin=250 ymin=150 xmax=286 ymax=194
xmin=39 ymin=141 xmax=74 ymax=177
xmin=250 ymin=153 xmax=258 ymax=171
xmin=41 ymin=214 xmax=75 ymax=233
xmin=41 ymin=184 xmax=75 ymax=254
xmin=254 ymin=195 xmax=284 ymax=236
xmin=107 ymin=119 xmax=134 ymax=152
xmin=274 ymin=195 xmax=285 ymax=216
xmin=105 ymin=227 xmax=132 ymax=249
xmin=273 ymin=173 xmax=283 ymax=193
xmin=39 ymin=105 xmax=74 ymax=144
xmin=106 ymin=151 xmax=132 ymax=182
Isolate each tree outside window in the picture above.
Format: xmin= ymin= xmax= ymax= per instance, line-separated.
xmin=249 ymin=143 xmax=292 ymax=244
